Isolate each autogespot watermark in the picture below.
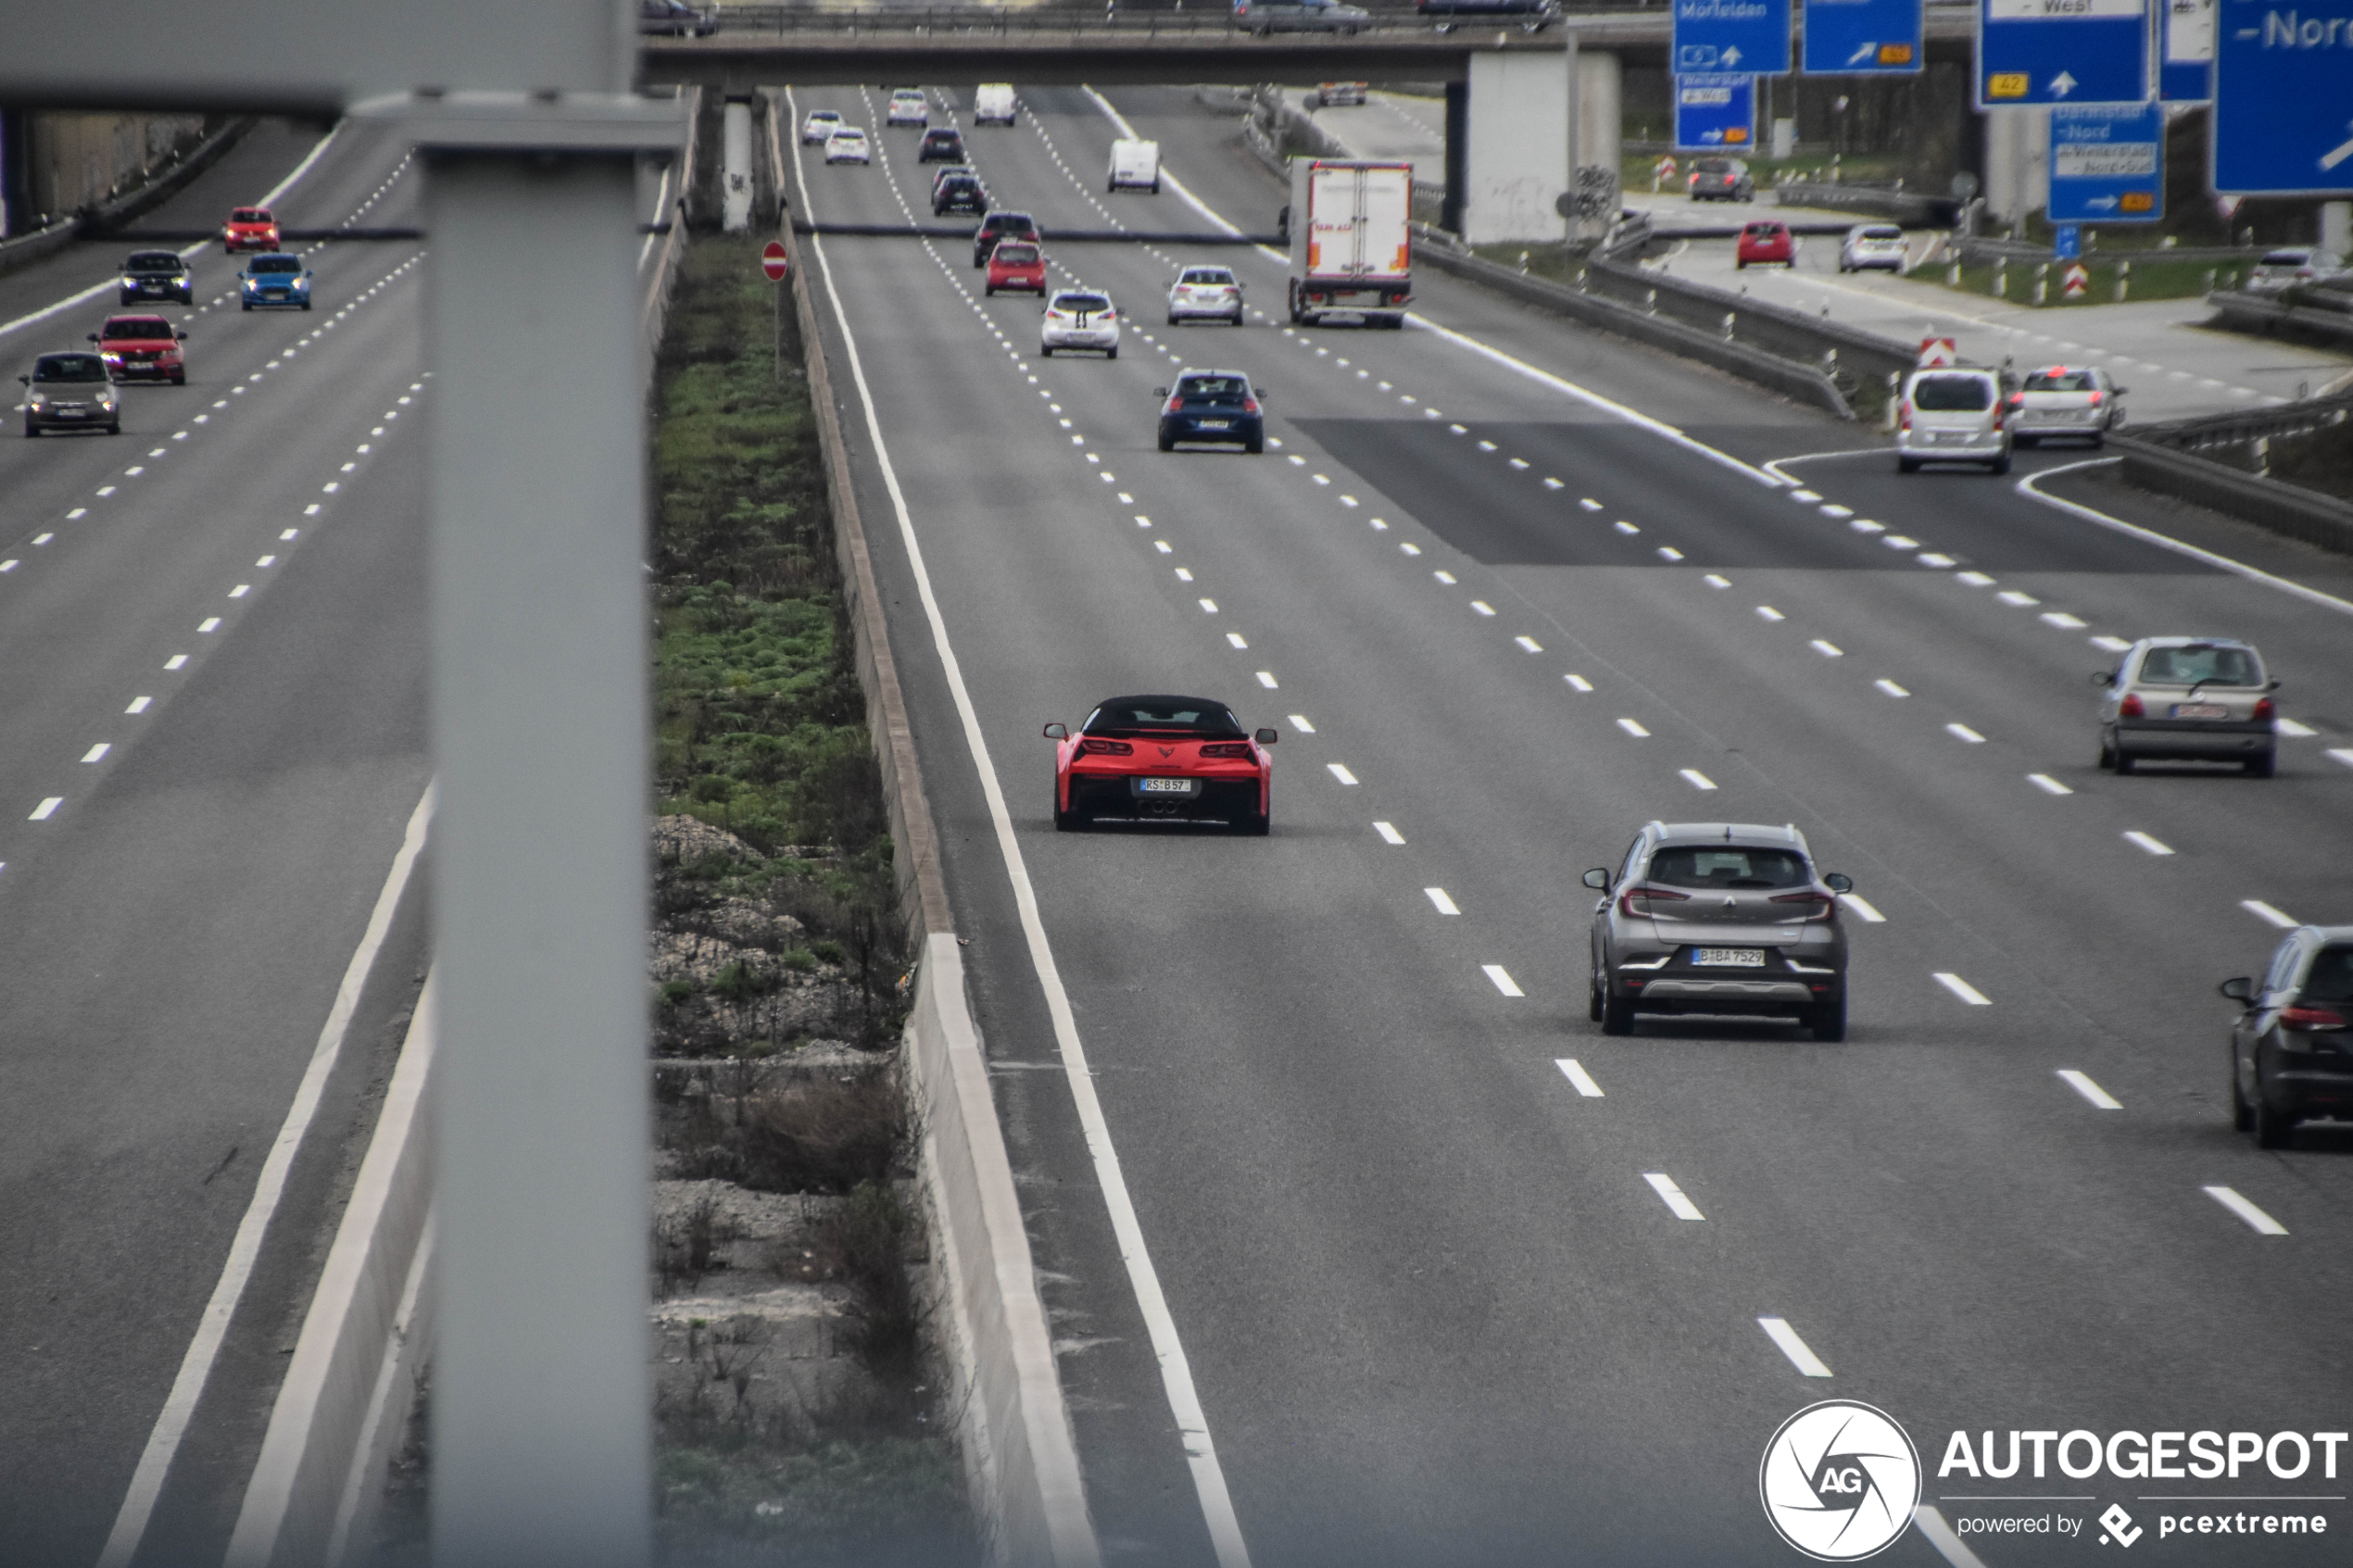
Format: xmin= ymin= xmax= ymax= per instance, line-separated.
xmin=1762 ymin=1411 xmax=2351 ymax=1557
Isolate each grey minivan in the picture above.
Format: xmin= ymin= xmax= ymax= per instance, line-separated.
xmin=1586 ymin=822 xmax=1855 ymax=1041
xmin=2093 ymin=636 xmax=2278 ymax=775
xmin=1896 ymin=367 xmax=2011 ymax=474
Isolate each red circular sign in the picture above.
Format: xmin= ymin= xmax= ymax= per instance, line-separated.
xmin=761 ymin=240 xmax=789 ymax=282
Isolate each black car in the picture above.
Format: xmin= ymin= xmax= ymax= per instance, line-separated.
xmin=19 ymin=352 xmax=121 ymax=436
xmin=637 ymin=0 xmax=717 ymax=36
xmin=2223 ymin=926 xmax=2353 ymax=1148
xmin=919 ymin=128 xmax=967 ymax=164
xmin=1416 ymin=0 xmax=1557 ymax=31
xmin=972 ymin=209 xmax=1038 ymax=268
xmin=1155 ymin=370 xmax=1265 ymax=454
xmin=120 ymin=250 xmax=194 ymax=306
xmin=933 ymin=172 xmax=988 ymax=217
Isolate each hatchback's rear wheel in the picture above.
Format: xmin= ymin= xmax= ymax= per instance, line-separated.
xmin=1601 ymin=994 xmax=1636 ymax=1036
xmin=2246 ymin=746 xmax=2276 ymax=778
xmin=1588 ymin=981 xmax=1604 ymax=1023
xmin=2098 ymin=734 xmax=2116 ymax=769
xmin=2113 ymin=751 xmax=2136 ymax=775
xmin=2255 ymin=1098 xmax=2296 ymax=1149
xmin=1896 ymin=457 xmax=1920 ymax=474
xmin=2231 ymin=1062 xmax=2256 ymax=1132
xmin=1808 ymin=995 xmax=1847 ymax=1043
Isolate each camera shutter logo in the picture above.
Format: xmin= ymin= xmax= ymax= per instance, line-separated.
xmin=1759 ymin=1400 xmax=1922 ymax=1561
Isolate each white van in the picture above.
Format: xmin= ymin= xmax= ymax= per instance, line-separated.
xmin=1109 ymin=138 xmax=1161 ymax=194
xmin=974 ymin=83 xmax=1017 ymax=126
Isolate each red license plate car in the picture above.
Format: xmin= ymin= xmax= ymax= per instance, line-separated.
xmin=986 ymin=241 xmax=1047 ymax=295
xmin=92 ymin=315 xmax=186 ymax=383
xmin=1736 ymin=222 xmax=1793 ymax=268
xmin=224 ymin=206 xmax=280 ymax=253
xmin=1046 ymin=695 xmax=1278 ymax=834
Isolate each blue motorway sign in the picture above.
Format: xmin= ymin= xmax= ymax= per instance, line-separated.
xmin=2048 ymin=104 xmax=2166 ymax=221
xmin=1977 ymin=0 xmax=2152 ymax=107
xmin=1673 ymin=0 xmax=1792 ymax=76
xmin=1803 ymin=0 xmax=1925 ymax=74
xmin=2159 ymin=0 xmax=2216 ymax=100
xmin=2214 ymin=0 xmax=2353 ymax=194
xmin=1673 ymin=73 xmax=1759 ymax=151
xmin=2054 ymin=222 xmax=2082 ymax=258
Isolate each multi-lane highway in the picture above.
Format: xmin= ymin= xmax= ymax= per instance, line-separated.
xmin=0 ymin=121 xmax=436 ymax=1567
xmin=786 ymin=82 xmax=2353 ymax=1566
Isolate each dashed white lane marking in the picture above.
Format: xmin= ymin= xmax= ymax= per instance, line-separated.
xmin=1809 ymin=640 xmax=1842 ymax=658
xmin=1935 ymin=972 xmax=1991 ymax=1006
xmin=281 ymin=529 xmax=299 ymax=541
xmin=30 ymin=798 xmax=63 ymax=822
xmin=1555 ymin=1060 xmax=1604 ymax=1098
xmin=1434 ymin=570 xmax=1457 ymax=584
xmin=1645 ymin=1173 xmax=1705 ymax=1221
xmin=1255 ymin=671 xmax=1277 ymax=688
xmin=1918 ymin=553 xmax=1957 ymax=569
xmin=1400 ymin=542 xmax=1422 ymax=556
xmin=1578 ymin=496 xmax=1600 ymax=510
xmin=1197 ymin=598 xmax=1217 ymax=614
xmin=1996 ymin=589 xmax=2039 ymax=607
xmin=1790 ymin=489 xmax=1821 ymax=503
xmin=1482 ymin=964 xmax=1524 ymax=997
xmin=0 ymin=561 xmax=15 ymax=574
xmin=228 ymin=584 xmax=251 ymax=599
xmin=2123 ymin=830 xmax=2174 ymax=856
xmin=1613 ymin=521 xmax=1640 ymax=535
xmin=68 ymin=508 xmax=87 ymax=519
xmin=1820 ymin=504 xmax=1853 ymax=519
xmin=1850 ymin=518 xmax=1884 ymax=534
xmin=1470 ymin=601 xmax=1496 ymax=617
xmin=126 ymin=697 xmax=151 ymax=715
xmin=2040 ymin=611 xmax=2087 ymax=629
xmin=1657 ymin=547 xmax=1683 ymax=562
xmin=2204 ymin=1185 xmax=2288 ymax=1236
xmin=33 ymin=533 xmax=54 ymax=546
xmin=1680 ymin=769 xmax=1718 ymax=791
xmin=81 ymin=744 xmax=110 ymax=763
xmin=1515 ymin=635 xmax=1542 ymax=653
xmin=1882 ymin=535 xmax=1918 ymax=550
xmin=1327 ymin=763 xmax=1358 ymax=785
xmin=1287 ymin=714 xmax=1315 ymax=734
xmin=165 ymin=655 xmax=187 ymax=671
xmin=2276 ymin=717 xmax=2317 ymax=737
xmin=1946 ymin=723 xmax=1985 ymax=744
xmin=1839 ymin=894 xmax=1885 ymax=923
xmin=1565 ymin=674 xmax=1593 ymax=692
xmin=2330 ymin=748 xmax=2353 ymax=770
xmin=1617 ymin=718 xmax=1651 ymax=737
xmin=1704 ymin=574 xmax=1730 ymax=589
xmin=1957 ymin=571 xmax=1994 ymax=586
xmin=1758 ymin=1317 xmax=1832 ymax=1377
xmin=1225 ymin=633 xmax=1247 ymax=649
xmin=1374 ymin=822 xmax=1405 ymax=846
xmin=2057 ymin=1070 xmax=2122 ymax=1110
xmin=1424 ymin=888 xmax=1460 ymax=915
xmin=198 ymin=618 xmax=221 ymax=633
xmin=2242 ymin=899 xmax=2297 ymax=929
xmin=1875 ymin=680 xmax=1909 ymax=698
xmin=1755 ymin=606 xmax=1784 ymax=621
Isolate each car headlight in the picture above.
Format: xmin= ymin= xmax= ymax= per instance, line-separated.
xmin=27 ymin=393 xmax=47 ymax=409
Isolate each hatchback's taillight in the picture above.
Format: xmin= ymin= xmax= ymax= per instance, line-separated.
xmin=2281 ymin=1005 xmax=2347 ymax=1031
xmin=1242 ymin=397 xmax=1260 ymax=414
xmin=1898 ymin=404 xmax=1911 ymax=433
xmin=2120 ymin=693 xmax=2145 ymax=718
xmin=2254 ymin=696 xmax=2275 ymax=721
xmin=1770 ymin=891 xmax=1838 ymax=922
xmin=1077 ymin=738 xmax=1133 ymax=757
xmin=1618 ymin=885 xmax=1690 ymax=919
xmin=1199 ymin=742 xmax=1252 ymax=759
xmin=2088 ymin=390 xmax=2104 ymax=406
xmin=1164 ymin=396 xmax=1183 ymax=415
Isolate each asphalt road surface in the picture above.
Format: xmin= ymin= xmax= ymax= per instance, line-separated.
xmin=786 ymin=82 xmax=2353 ymax=1568
xmin=0 ymin=120 xmax=434 ymax=1567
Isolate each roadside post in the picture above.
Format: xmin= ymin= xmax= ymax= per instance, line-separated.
xmin=762 ymin=238 xmax=790 ymax=381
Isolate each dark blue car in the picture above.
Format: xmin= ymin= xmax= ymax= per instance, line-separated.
xmin=1156 ymin=370 xmax=1265 ymax=454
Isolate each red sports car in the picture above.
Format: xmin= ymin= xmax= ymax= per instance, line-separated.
xmin=1045 ymin=695 xmax=1277 ymax=834
xmin=223 ymin=206 xmax=280 ymax=254
xmin=1734 ymin=220 xmax=1795 ymax=269
xmin=90 ymin=314 xmax=187 ymax=383
xmin=986 ymin=238 xmax=1046 ymax=296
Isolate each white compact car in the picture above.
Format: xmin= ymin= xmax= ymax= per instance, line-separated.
xmin=1167 ymin=265 xmax=1245 ymax=325
xmin=2009 ymin=364 xmax=2126 ymax=447
xmin=1109 ymin=138 xmax=1161 ymax=194
xmin=1040 ymin=290 xmax=1120 ymax=358
xmin=974 ymin=82 xmax=1017 ymax=126
xmin=800 ymin=109 xmax=842 ymax=145
xmin=1895 ymin=367 xmax=2011 ymax=474
xmin=886 ymin=90 xmax=929 ymax=127
xmin=824 ymin=128 xmax=871 ymax=165
xmin=1838 ymin=224 xmax=1906 ymax=273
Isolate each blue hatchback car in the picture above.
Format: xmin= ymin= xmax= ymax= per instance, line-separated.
xmin=1155 ymin=369 xmax=1265 ymax=454
xmin=240 ymin=253 xmax=312 ymax=310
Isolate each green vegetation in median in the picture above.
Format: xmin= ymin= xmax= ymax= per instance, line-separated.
xmin=1924 ymin=254 xmax=2237 ymax=308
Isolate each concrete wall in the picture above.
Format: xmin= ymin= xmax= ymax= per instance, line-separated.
xmin=3 ymin=111 xmax=207 ymax=233
xmin=1574 ymin=49 xmax=1624 ymax=242
xmin=1464 ymin=52 xmax=1567 ymax=245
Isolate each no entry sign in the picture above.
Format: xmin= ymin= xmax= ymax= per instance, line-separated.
xmin=761 ymin=240 xmax=789 ymax=282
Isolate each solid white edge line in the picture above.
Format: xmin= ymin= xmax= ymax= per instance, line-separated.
xmin=1757 ymin=1316 xmax=1833 ymax=1377
xmin=1554 ymin=1059 xmax=1603 ymax=1097
xmin=2202 ymin=1185 xmax=2289 ymax=1236
xmin=1078 ymin=84 xmax=1785 ymax=491
xmin=2056 ymin=1069 xmax=2123 ymax=1110
xmin=1912 ymin=1505 xmax=1993 ymax=1568
xmin=2018 ymin=460 xmax=2353 ymax=620
xmin=94 ymin=780 xmax=433 ymax=1568
xmin=788 ymin=93 xmax=1236 ymax=1568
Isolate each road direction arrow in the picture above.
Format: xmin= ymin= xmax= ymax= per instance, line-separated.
xmin=2050 ymin=70 xmax=2078 ymax=96
xmin=2049 ymin=104 xmax=2164 ymax=224
xmin=1673 ymin=73 xmax=1757 ymax=153
xmin=1806 ymin=0 xmax=1924 ymax=75
xmin=1676 ymin=0 xmax=1791 ymax=78
xmin=1977 ymin=0 xmax=2151 ymax=107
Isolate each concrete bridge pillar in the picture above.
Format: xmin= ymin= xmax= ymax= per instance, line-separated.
xmin=1982 ymin=107 xmax=2048 ymax=229
xmin=1575 ymin=46 xmax=1623 ymax=238
xmin=1459 ymin=45 xmax=1621 ymax=246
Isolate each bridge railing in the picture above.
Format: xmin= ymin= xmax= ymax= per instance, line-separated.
xmin=709 ymin=2 xmax=1663 ymax=38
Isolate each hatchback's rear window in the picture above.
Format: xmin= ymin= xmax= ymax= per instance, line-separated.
xmin=1647 ymin=847 xmax=1810 ymax=890
xmin=102 ymin=319 xmax=169 ymax=339
xmin=1085 ymin=699 xmax=1244 ymax=738
xmin=1858 ymin=226 xmax=1901 ymax=240
xmin=2304 ymin=948 xmax=2353 ymax=1002
xmin=232 ymin=208 xmax=271 ymax=222
xmin=994 ymin=244 xmax=1038 ymax=264
xmin=1181 ymin=270 xmax=1235 ymax=285
xmin=1177 ymin=376 xmax=1248 ymax=397
xmin=2025 ymin=370 xmax=2095 ymax=392
xmin=1053 ymin=294 xmax=1110 ymax=312
xmin=2259 ymin=250 xmax=2309 ymax=267
xmin=1694 ymin=158 xmax=1732 ymax=172
xmin=2138 ymin=645 xmax=2259 ymax=685
xmin=1912 ymin=374 xmax=1994 ymax=411
xmin=32 ymin=354 xmax=107 ymax=382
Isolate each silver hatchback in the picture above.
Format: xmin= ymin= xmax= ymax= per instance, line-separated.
xmin=1586 ymin=822 xmax=1855 ymax=1041
xmin=2093 ymin=637 xmax=2279 ymax=775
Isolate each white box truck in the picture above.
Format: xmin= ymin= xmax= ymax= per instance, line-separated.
xmin=1109 ymin=138 xmax=1161 ymax=194
xmin=974 ymin=83 xmax=1017 ymax=126
xmin=1287 ymin=158 xmax=1412 ymax=327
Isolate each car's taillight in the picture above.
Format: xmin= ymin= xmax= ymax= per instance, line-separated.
xmin=1077 ymin=738 xmax=1133 ymax=757
xmin=1199 ymin=742 xmax=1252 ymax=759
xmin=2254 ymin=696 xmax=2275 ymax=721
xmin=2281 ymin=1005 xmax=2347 ymax=1031
xmin=2120 ymin=693 xmax=2145 ymax=718
xmin=1898 ymin=404 xmax=1911 ymax=432
xmin=2088 ymin=389 xmax=2104 ymax=406
xmin=1101 ymin=309 xmax=1115 ymax=320
xmin=2008 ymin=392 xmax=2025 ymax=408
xmin=1769 ymin=891 xmax=1838 ymax=922
xmin=1242 ymin=398 xmax=1260 ymax=414
xmin=1164 ymin=396 xmax=1183 ymax=415
xmin=1618 ymin=885 xmax=1690 ymax=919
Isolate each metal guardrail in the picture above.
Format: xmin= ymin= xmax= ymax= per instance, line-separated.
xmin=709 ymin=2 xmax=1656 ymax=35
xmin=2132 ymin=388 xmax=2353 ymax=456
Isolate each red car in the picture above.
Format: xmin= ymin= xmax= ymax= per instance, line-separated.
xmin=986 ymin=238 xmax=1046 ymax=296
xmin=1735 ymin=220 xmax=1795 ymax=269
xmin=1044 ymin=695 xmax=1278 ymax=834
xmin=223 ymin=206 xmax=280 ymax=254
xmin=89 ymin=314 xmax=187 ymax=383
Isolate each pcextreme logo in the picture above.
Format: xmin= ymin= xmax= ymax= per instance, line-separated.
xmin=1760 ymin=1401 xmax=1924 ymax=1561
